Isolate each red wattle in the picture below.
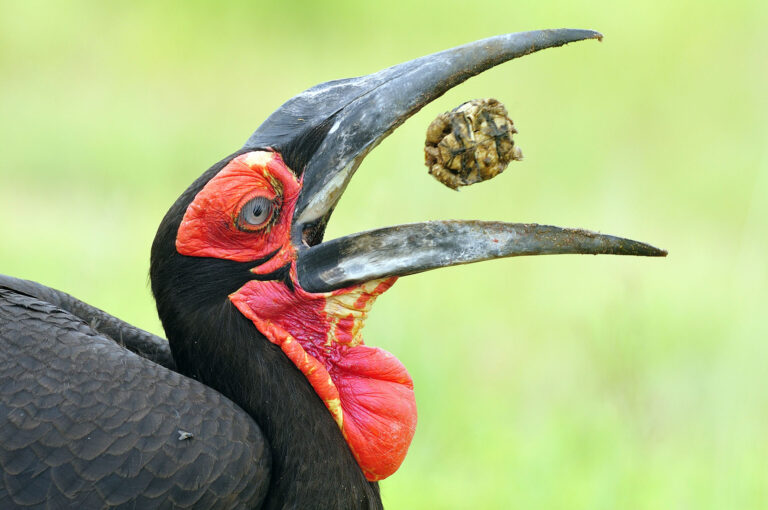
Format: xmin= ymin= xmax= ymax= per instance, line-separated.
xmin=230 ymin=271 xmax=417 ymax=481
xmin=333 ymin=345 xmax=416 ymax=480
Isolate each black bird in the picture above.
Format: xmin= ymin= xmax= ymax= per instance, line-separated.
xmin=0 ymin=29 xmax=666 ymax=509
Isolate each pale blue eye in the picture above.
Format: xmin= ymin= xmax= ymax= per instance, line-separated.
xmin=240 ymin=196 xmax=274 ymax=228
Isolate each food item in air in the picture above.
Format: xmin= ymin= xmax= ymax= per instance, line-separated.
xmin=424 ymin=98 xmax=522 ymax=190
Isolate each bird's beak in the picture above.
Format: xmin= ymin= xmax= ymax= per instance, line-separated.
xmin=243 ymin=29 xmax=666 ymax=293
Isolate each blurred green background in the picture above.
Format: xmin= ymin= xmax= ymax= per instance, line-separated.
xmin=1 ymin=1 xmax=766 ymax=508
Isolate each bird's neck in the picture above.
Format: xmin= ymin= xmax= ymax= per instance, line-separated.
xmin=164 ymin=300 xmax=383 ymax=510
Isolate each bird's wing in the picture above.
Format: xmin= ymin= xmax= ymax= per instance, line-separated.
xmin=0 ymin=288 xmax=270 ymax=509
xmin=0 ymin=274 xmax=175 ymax=370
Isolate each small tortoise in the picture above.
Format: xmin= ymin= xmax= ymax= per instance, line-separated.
xmin=425 ymin=98 xmax=522 ymax=190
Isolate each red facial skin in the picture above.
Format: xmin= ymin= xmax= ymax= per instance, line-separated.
xmin=176 ymin=151 xmax=417 ymax=481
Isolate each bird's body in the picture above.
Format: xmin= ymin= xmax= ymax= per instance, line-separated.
xmin=0 ymin=283 xmax=269 ymax=509
xmin=0 ymin=30 xmax=665 ymax=509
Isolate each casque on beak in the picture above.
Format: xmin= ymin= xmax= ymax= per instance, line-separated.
xmin=241 ymin=29 xmax=666 ymax=294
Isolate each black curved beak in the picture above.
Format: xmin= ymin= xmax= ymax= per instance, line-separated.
xmin=244 ymin=29 xmax=666 ymax=294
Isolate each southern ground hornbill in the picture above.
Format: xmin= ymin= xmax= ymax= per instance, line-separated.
xmin=0 ymin=30 xmax=666 ymax=509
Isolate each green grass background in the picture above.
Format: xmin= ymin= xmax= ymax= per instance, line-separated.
xmin=1 ymin=1 xmax=766 ymax=508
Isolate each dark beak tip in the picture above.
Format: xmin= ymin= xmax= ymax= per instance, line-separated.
xmin=637 ymin=247 xmax=668 ymax=258
xmin=609 ymin=238 xmax=667 ymax=258
xmin=627 ymin=239 xmax=667 ymax=257
xmin=542 ymin=28 xmax=603 ymax=44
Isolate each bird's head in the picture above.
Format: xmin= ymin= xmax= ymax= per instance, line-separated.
xmin=150 ymin=30 xmax=666 ymax=482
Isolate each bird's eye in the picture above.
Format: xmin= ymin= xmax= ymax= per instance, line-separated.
xmin=237 ymin=196 xmax=276 ymax=231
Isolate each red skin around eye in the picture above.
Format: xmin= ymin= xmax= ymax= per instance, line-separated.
xmin=176 ymin=151 xmax=300 ymax=264
xmin=177 ymin=150 xmax=417 ymax=481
